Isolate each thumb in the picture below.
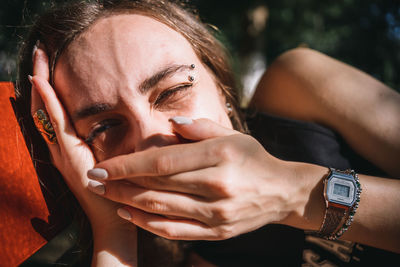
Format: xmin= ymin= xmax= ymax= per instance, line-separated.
xmin=169 ymin=116 xmax=237 ymax=141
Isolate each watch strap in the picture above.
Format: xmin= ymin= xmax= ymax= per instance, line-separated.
xmin=318 ymin=204 xmax=347 ymax=238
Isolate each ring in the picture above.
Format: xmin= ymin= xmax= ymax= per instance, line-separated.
xmin=33 ymin=109 xmax=57 ymax=144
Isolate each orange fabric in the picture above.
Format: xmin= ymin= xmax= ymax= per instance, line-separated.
xmin=0 ymin=82 xmax=49 ymax=266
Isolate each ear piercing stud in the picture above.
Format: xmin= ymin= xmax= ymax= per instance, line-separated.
xmin=226 ymin=102 xmax=233 ymax=115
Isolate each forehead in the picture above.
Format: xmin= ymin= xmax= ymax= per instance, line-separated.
xmin=54 ymin=14 xmax=199 ymax=108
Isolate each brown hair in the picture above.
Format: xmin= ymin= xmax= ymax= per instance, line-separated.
xmin=15 ymin=0 xmax=246 ymax=265
xmin=16 ymin=0 xmax=246 ymax=132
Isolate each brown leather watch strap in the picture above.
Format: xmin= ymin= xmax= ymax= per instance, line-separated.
xmin=319 ymin=204 xmax=347 ymax=238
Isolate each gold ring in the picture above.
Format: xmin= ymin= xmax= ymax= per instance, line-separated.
xmin=33 ymin=109 xmax=57 ymax=144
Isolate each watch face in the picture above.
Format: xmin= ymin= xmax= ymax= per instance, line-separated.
xmin=326 ymin=173 xmax=356 ymax=206
xmin=333 ymin=183 xmax=350 ymax=197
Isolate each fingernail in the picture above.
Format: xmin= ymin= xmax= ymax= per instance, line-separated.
xmin=87 ymin=168 xmax=108 ymax=180
xmin=28 ymin=75 xmax=33 ymax=84
xmin=88 ymin=180 xmax=105 ymax=195
xmin=169 ymin=116 xmax=193 ymax=125
xmin=117 ymin=208 xmax=132 ymax=220
xmin=32 ymin=40 xmax=39 ymax=61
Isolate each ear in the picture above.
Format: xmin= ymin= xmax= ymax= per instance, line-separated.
xmin=216 ymin=82 xmax=231 ymax=115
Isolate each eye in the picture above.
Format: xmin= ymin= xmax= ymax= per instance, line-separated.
xmin=154 ymin=83 xmax=192 ymax=107
xmin=85 ymin=119 xmax=122 ymax=144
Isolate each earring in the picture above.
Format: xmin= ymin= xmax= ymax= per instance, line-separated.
xmin=226 ymin=102 xmax=233 ymax=115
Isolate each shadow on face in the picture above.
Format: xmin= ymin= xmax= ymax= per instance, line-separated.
xmin=53 ymin=14 xmax=232 ymax=161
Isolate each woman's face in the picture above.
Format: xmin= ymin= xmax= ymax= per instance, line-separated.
xmin=54 ymin=14 xmax=232 ymax=161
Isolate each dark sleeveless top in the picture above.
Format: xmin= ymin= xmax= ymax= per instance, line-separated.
xmin=193 ymin=111 xmax=399 ymax=266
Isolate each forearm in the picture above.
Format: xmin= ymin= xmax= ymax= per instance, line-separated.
xmin=92 ymin=224 xmax=138 ymax=267
xmin=281 ymin=161 xmax=400 ymax=253
xmin=342 ymin=174 xmax=400 ymax=253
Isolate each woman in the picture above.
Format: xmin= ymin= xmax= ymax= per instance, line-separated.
xmin=17 ymin=0 xmax=400 ymax=266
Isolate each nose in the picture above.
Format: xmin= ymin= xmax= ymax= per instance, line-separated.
xmin=133 ymin=114 xmax=180 ymax=152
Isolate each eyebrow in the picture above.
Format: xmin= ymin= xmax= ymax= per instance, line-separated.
xmin=139 ymin=64 xmax=192 ymax=93
xmin=72 ymin=64 xmax=193 ymax=122
xmin=73 ymin=103 xmax=113 ymax=122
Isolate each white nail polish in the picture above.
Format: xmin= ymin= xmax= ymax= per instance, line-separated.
xmin=32 ymin=40 xmax=40 ymax=61
xmin=88 ymin=180 xmax=105 ymax=195
xmin=32 ymin=46 xmax=38 ymax=61
xmin=169 ymin=116 xmax=193 ymax=125
xmin=28 ymin=75 xmax=33 ymax=84
xmin=117 ymin=208 xmax=132 ymax=220
xmin=87 ymin=168 xmax=108 ymax=180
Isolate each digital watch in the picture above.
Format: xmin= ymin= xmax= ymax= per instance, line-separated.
xmin=317 ymin=168 xmax=361 ymax=240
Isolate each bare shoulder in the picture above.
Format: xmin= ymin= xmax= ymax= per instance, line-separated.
xmin=249 ymin=47 xmax=333 ymax=123
xmin=250 ymin=47 xmax=400 ymax=177
xmin=250 ymin=47 xmax=399 ymax=125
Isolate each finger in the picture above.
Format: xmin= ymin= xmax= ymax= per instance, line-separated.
xmin=30 ymin=82 xmax=59 ymax=151
xmin=30 ymin=79 xmax=45 ymax=115
xmin=30 ymin=44 xmax=58 ymax=149
xmin=31 ymin=43 xmax=72 ymax=144
xmin=117 ymin=206 xmax=220 ymax=240
xmin=31 ymin=42 xmax=50 ymax=132
xmin=122 ymin=167 xmax=226 ymax=198
xmin=32 ymin=43 xmax=50 ymax=80
xmin=124 ymin=173 xmax=204 ymax=196
xmin=31 ymin=76 xmax=82 ymax=150
xmin=88 ymin=180 xmax=211 ymax=222
xmin=89 ymin=140 xmax=222 ymax=180
xmin=169 ymin=117 xmax=237 ymax=141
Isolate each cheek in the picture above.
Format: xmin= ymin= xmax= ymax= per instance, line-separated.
xmin=90 ymin=128 xmax=130 ymax=161
xmin=190 ymin=88 xmax=232 ymax=129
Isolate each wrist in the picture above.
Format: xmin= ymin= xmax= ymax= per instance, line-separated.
xmin=92 ymin=222 xmax=138 ymax=266
xmin=278 ymin=161 xmax=327 ymax=231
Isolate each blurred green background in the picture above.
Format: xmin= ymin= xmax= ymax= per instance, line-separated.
xmin=1 ymin=0 xmax=399 ymax=102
